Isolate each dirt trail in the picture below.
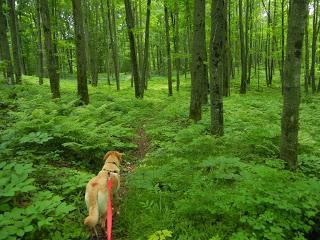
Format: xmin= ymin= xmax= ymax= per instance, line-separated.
xmin=92 ymin=127 xmax=151 ymax=240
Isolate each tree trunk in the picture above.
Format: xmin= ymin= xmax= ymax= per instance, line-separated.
xmin=189 ymin=0 xmax=206 ymax=121
xmin=224 ymin=0 xmax=231 ymax=96
xmin=124 ymin=0 xmax=142 ymax=98
xmin=184 ymin=0 xmax=191 ymax=78
xmin=0 ymin=0 xmax=14 ymax=84
xmin=280 ymin=0 xmax=308 ymax=170
xmin=72 ymin=0 xmax=89 ymax=104
xmin=100 ymin=0 xmax=111 ymax=85
xmin=310 ymin=0 xmax=318 ymax=93
xmin=40 ymin=0 xmax=60 ymax=98
xmin=239 ymin=0 xmax=247 ymax=94
xmin=281 ymin=0 xmax=285 ymax=93
xmin=164 ymin=3 xmax=173 ymax=96
xmin=210 ymin=0 xmax=226 ymax=136
xmin=305 ymin=16 xmax=310 ymax=94
xmin=36 ymin=0 xmax=44 ymax=85
xmin=141 ymin=0 xmax=151 ymax=93
xmin=8 ymin=0 xmax=22 ymax=84
xmin=107 ymin=0 xmax=120 ymax=90
xmin=174 ymin=0 xmax=180 ymax=91
xmin=89 ymin=3 xmax=98 ymax=87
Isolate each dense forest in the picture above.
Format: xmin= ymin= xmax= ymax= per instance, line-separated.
xmin=0 ymin=0 xmax=320 ymax=239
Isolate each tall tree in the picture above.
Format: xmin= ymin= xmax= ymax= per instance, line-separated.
xmin=124 ymin=0 xmax=142 ymax=98
xmin=107 ymin=0 xmax=120 ymax=90
xmin=310 ymin=0 xmax=319 ymax=93
xmin=36 ymin=0 xmax=44 ymax=85
xmin=239 ymin=0 xmax=247 ymax=94
xmin=210 ymin=0 xmax=227 ymax=136
xmin=8 ymin=0 xmax=22 ymax=84
xmin=304 ymin=16 xmax=309 ymax=94
xmin=40 ymin=0 xmax=60 ymax=98
xmin=173 ymin=0 xmax=180 ymax=91
xmin=280 ymin=0 xmax=308 ymax=170
xmin=281 ymin=0 xmax=285 ymax=92
xmin=141 ymin=0 xmax=151 ymax=93
xmin=189 ymin=0 xmax=206 ymax=121
xmin=164 ymin=2 xmax=173 ymax=96
xmin=0 ymin=0 xmax=14 ymax=84
xmin=100 ymin=0 xmax=111 ymax=85
xmin=72 ymin=0 xmax=89 ymax=104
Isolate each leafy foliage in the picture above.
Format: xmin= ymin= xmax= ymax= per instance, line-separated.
xmin=1 ymin=76 xmax=320 ymax=239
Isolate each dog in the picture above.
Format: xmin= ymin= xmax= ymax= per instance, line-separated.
xmin=84 ymin=151 xmax=122 ymax=231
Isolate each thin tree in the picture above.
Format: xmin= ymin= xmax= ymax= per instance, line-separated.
xmin=281 ymin=0 xmax=285 ymax=93
xmin=173 ymin=0 xmax=180 ymax=91
xmin=189 ymin=0 xmax=206 ymax=121
xmin=40 ymin=0 xmax=60 ymax=98
xmin=141 ymin=0 xmax=152 ymax=92
xmin=8 ymin=0 xmax=22 ymax=84
xmin=72 ymin=0 xmax=89 ymax=104
xmin=239 ymin=0 xmax=247 ymax=94
xmin=107 ymin=0 xmax=120 ymax=90
xmin=0 ymin=0 xmax=14 ymax=84
xmin=124 ymin=0 xmax=142 ymax=98
xmin=164 ymin=2 xmax=173 ymax=96
xmin=280 ymin=0 xmax=308 ymax=170
xmin=310 ymin=0 xmax=319 ymax=93
xmin=36 ymin=0 xmax=44 ymax=85
xmin=304 ymin=16 xmax=309 ymax=94
xmin=210 ymin=0 xmax=227 ymax=136
xmin=100 ymin=0 xmax=111 ymax=85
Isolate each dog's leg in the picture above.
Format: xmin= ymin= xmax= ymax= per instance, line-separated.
xmin=100 ymin=213 xmax=107 ymax=234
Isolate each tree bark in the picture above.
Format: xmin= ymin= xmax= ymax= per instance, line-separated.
xmin=304 ymin=16 xmax=310 ymax=94
xmin=280 ymin=0 xmax=308 ymax=170
xmin=72 ymin=0 xmax=89 ymax=104
xmin=174 ymin=0 xmax=180 ymax=91
xmin=281 ymin=0 xmax=285 ymax=93
xmin=8 ymin=0 xmax=22 ymax=84
xmin=310 ymin=0 xmax=319 ymax=93
xmin=239 ymin=0 xmax=247 ymax=94
xmin=107 ymin=0 xmax=120 ymax=90
xmin=141 ymin=0 xmax=151 ymax=93
xmin=36 ymin=0 xmax=44 ymax=85
xmin=164 ymin=3 xmax=173 ymax=96
xmin=189 ymin=0 xmax=206 ymax=121
xmin=124 ymin=0 xmax=142 ymax=98
xmin=100 ymin=0 xmax=111 ymax=85
xmin=210 ymin=0 xmax=226 ymax=136
xmin=0 ymin=0 xmax=14 ymax=84
xmin=40 ymin=0 xmax=60 ymax=98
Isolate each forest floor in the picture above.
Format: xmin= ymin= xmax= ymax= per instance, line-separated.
xmin=0 ymin=73 xmax=320 ymax=240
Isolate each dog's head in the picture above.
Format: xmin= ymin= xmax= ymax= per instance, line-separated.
xmin=103 ymin=151 xmax=123 ymax=165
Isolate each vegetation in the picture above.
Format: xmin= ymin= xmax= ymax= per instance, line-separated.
xmin=0 ymin=75 xmax=320 ymax=239
xmin=1 ymin=0 xmax=320 ymax=239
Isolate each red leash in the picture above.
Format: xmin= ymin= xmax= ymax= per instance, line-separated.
xmin=106 ymin=178 xmax=113 ymax=240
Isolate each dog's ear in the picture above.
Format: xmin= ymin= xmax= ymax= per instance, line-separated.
xmin=103 ymin=151 xmax=112 ymax=161
xmin=115 ymin=151 xmax=123 ymax=162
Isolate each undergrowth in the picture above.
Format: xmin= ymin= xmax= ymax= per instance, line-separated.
xmin=0 ymin=74 xmax=320 ymax=239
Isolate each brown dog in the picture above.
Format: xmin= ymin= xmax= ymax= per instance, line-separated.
xmin=84 ymin=151 xmax=122 ymax=231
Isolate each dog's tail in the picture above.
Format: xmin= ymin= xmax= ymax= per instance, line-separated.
xmin=84 ymin=185 xmax=99 ymax=227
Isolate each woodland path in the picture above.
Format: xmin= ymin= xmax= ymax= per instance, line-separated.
xmin=93 ymin=126 xmax=151 ymax=240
